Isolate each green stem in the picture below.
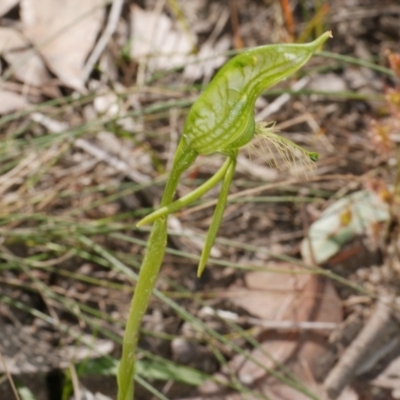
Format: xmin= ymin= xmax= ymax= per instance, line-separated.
xmin=117 ymin=139 xmax=197 ymax=400
xmin=117 ymin=218 xmax=167 ymax=400
xmin=197 ymin=154 xmax=237 ymax=277
xmin=136 ymin=157 xmax=232 ymax=227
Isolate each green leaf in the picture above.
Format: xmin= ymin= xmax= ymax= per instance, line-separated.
xmin=136 ymin=360 xmax=208 ymax=386
xmin=17 ymin=385 xmax=38 ymax=400
xmin=80 ymin=356 xmax=207 ymax=386
xmin=78 ymin=356 xmax=119 ymax=376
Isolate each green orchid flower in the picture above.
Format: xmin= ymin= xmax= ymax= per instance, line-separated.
xmin=117 ymin=31 xmax=332 ymax=400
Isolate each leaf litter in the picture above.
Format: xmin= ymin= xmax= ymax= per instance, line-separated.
xmin=0 ymin=1 xmax=399 ymax=399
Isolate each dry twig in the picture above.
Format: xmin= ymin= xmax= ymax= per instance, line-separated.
xmin=324 ymin=296 xmax=396 ymax=399
xmin=83 ymin=0 xmax=125 ymax=82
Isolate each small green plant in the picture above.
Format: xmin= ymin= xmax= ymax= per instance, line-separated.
xmin=117 ymin=31 xmax=332 ymax=400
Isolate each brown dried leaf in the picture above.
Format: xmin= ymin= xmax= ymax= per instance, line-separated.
xmin=20 ymin=0 xmax=105 ymax=91
xmin=219 ymin=264 xmax=342 ymax=398
xmin=226 ymin=264 xmax=316 ymax=321
xmin=130 ymin=4 xmax=194 ymax=71
xmin=0 ymin=0 xmax=19 ymax=17
xmin=0 ymin=27 xmax=50 ymax=86
xmin=0 ymin=89 xmax=29 ymax=114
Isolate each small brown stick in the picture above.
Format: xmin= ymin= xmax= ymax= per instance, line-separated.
xmin=0 ymin=350 xmax=21 ymax=400
xmin=82 ymin=0 xmax=125 ymax=82
xmin=229 ymin=0 xmax=243 ymax=50
xmin=280 ymin=0 xmax=295 ymax=39
xmin=324 ymin=296 xmax=395 ymax=399
xmin=199 ymin=307 xmax=339 ymax=331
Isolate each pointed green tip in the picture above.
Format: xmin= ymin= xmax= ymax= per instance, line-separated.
xmin=136 ymin=219 xmax=146 ymax=228
xmin=312 ymin=31 xmax=333 ymax=50
xmin=197 ymin=263 xmax=206 ymax=277
xmin=309 ymin=152 xmax=319 ymax=162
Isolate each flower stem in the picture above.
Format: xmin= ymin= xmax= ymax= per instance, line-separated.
xmin=136 ymin=157 xmax=232 ymax=227
xmin=117 ymin=139 xmax=197 ymax=400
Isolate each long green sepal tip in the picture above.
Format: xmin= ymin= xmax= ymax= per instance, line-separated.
xmin=197 ymin=156 xmax=237 ymax=277
xmin=309 ymin=152 xmax=319 ymax=162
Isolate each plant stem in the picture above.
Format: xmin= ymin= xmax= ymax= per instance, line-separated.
xmin=117 ymin=217 xmax=167 ymax=400
xmin=136 ymin=157 xmax=232 ymax=227
xmin=117 ymin=139 xmax=197 ymax=400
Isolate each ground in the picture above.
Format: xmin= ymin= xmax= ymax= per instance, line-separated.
xmin=0 ymin=1 xmax=400 ymax=399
